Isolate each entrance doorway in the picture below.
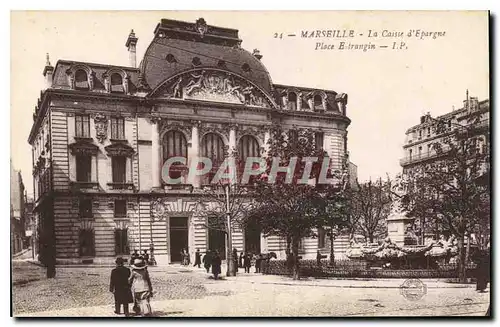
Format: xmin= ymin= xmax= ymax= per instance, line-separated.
xmin=169 ymin=217 xmax=188 ymax=263
xmin=245 ymin=222 xmax=261 ymax=254
xmin=208 ymin=228 xmax=226 ymax=260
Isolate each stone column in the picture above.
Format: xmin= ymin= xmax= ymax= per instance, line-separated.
xmin=91 ymin=156 xmax=98 ymax=182
xmin=189 ymin=121 xmax=200 ymax=188
xmin=126 ymin=157 xmax=132 ymax=183
xmin=151 ymin=118 xmax=161 ymax=189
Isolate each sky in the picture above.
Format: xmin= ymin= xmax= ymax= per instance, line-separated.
xmin=10 ymin=11 xmax=489 ymax=195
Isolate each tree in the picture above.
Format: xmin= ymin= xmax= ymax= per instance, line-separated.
xmin=350 ymin=178 xmax=392 ymax=243
xmin=403 ymin=116 xmax=490 ymax=282
xmin=246 ymin=124 xmax=341 ymax=280
xmin=319 ymin=188 xmax=351 ymax=266
xmin=195 ymin=181 xmax=253 ymax=277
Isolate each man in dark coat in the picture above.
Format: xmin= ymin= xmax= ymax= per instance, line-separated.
xmin=109 ymin=257 xmax=133 ymax=315
xmin=212 ymin=251 xmax=222 ymax=280
xmin=475 ymin=248 xmax=490 ymax=292
xmin=233 ymin=248 xmax=239 ymax=273
xmin=193 ymin=249 xmax=202 ymax=268
xmin=203 ymin=250 xmax=212 ymax=273
xmin=244 ymin=252 xmax=252 ymax=273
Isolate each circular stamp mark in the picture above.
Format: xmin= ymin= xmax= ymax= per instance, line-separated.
xmin=400 ymin=278 xmax=427 ymax=301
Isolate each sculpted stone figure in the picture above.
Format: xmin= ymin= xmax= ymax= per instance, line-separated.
xmin=172 ymin=77 xmax=184 ymax=98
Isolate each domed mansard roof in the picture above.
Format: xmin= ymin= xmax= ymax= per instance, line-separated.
xmin=140 ymin=18 xmax=278 ymax=109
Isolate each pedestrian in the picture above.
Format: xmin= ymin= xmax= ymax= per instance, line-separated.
xmin=180 ymin=249 xmax=185 ymax=265
xmin=233 ymin=248 xmax=239 ymax=273
xmin=129 ymin=257 xmax=153 ymax=317
xmin=475 ymin=248 xmax=490 ymax=292
xmin=142 ymin=250 xmax=150 ymax=265
xmin=239 ymin=252 xmax=244 ymax=268
xmin=255 ymin=253 xmax=262 ymax=273
xmin=186 ymin=249 xmax=191 ymax=265
xmin=203 ymin=250 xmax=212 ymax=273
xmin=244 ymin=252 xmax=252 ymax=273
xmin=130 ymin=249 xmax=140 ymax=265
xmin=212 ymin=250 xmax=222 ymax=280
xmin=194 ymin=248 xmax=202 ymax=268
xmin=316 ymin=250 xmax=322 ymax=266
xmin=109 ymin=257 xmax=133 ymax=316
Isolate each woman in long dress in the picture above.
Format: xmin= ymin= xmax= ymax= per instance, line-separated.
xmin=129 ymin=258 xmax=154 ymax=316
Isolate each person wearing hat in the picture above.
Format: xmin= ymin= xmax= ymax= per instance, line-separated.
xmin=109 ymin=257 xmax=133 ymax=316
xmin=212 ymin=250 xmax=222 ymax=280
xmin=128 ymin=257 xmax=154 ymax=316
xmin=130 ymin=249 xmax=140 ymax=265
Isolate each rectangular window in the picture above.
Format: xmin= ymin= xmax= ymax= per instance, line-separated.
xmin=79 ymin=199 xmax=93 ymax=218
xmin=111 ymin=117 xmax=125 ymax=140
xmin=114 ymin=229 xmax=129 ymax=255
xmin=79 ymin=229 xmax=95 ymax=257
xmin=315 ymin=132 xmax=324 ymax=150
xmin=75 ymin=114 xmax=90 ymax=138
xmin=76 ymin=155 xmax=92 ymax=182
xmin=112 ymin=156 xmax=127 ymax=183
xmin=114 ymin=199 xmax=127 ymax=218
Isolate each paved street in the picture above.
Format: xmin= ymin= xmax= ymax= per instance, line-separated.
xmin=13 ymin=261 xmax=489 ymax=317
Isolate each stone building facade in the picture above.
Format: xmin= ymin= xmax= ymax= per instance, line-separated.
xmin=11 ymin=161 xmax=26 ymax=255
xmin=399 ymin=91 xmax=490 ymax=244
xmin=400 ymin=91 xmax=489 ymax=174
xmin=29 ymin=18 xmax=351 ymax=264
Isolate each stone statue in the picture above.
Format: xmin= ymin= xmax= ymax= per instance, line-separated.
xmin=184 ymin=71 xmax=206 ymax=95
xmin=172 ymin=77 xmax=184 ymax=98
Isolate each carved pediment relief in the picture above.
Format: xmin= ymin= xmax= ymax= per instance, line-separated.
xmin=158 ymin=69 xmax=273 ymax=108
xmin=69 ymin=139 xmax=99 ymax=156
xmin=105 ymin=142 xmax=135 ymax=157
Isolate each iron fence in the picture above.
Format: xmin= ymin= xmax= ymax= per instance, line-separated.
xmin=261 ymin=259 xmax=477 ymax=279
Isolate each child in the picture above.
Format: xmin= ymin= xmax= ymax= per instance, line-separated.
xmin=109 ymin=257 xmax=133 ymax=316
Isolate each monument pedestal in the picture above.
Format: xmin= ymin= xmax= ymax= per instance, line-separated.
xmin=387 ymin=215 xmax=415 ymax=247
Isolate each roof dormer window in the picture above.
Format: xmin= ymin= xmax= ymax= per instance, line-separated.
xmin=75 ymin=69 xmax=89 ymax=90
xmin=110 ymin=73 xmax=124 ymax=93
xmin=314 ymin=94 xmax=324 ymax=110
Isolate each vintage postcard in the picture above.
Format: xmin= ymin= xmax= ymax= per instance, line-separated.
xmin=10 ymin=11 xmax=490 ymax=318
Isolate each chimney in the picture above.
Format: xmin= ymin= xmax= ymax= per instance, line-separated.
xmin=42 ymin=53 xmax=54 ymax=89
xmin=125 ymin=29 xmax=138 ymax=68
xmin=252 ymin=49 xmax=263 ymax=60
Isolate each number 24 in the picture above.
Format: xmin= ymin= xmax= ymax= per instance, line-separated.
xmin=274 ymin=33 xmax=283 ymax=39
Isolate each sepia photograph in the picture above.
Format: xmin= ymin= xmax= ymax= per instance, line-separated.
xmin=9 ymin=10 xmax=490 ymax=318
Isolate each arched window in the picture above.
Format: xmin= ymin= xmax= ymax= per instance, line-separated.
xmin=163 ymin=130 xmax=188 ymax=183
xmin=75 ymin=69 xmax=89 ymax=90
xmin=201 ymin=133 xmax=225 ymax=185
xmin=288 ymin=92 xmax=297 ymax=110
xmin=238 ymin=135 xmax=260 ymax=183
xmin=314 ymin=94 xmax=323 ymax=110
xmin=110 ymin=73 xmax=124 ymax=93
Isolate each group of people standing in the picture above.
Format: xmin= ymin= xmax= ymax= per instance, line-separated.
xmin=191 ymin=248 xmax=265 ymax=279
xmin=109 ymin=256 xmax=154 ymax=317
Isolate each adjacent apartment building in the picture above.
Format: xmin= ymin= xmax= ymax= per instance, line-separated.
xmin=28 ymin=18 xmax=352 ymax=264
xmin=399 ymin=91 xmax=490 ymax=243
xmin=10 ymin=161 xmax=26 ymax=255
xmin=400 ymin=91 xmax=489 ymax=174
